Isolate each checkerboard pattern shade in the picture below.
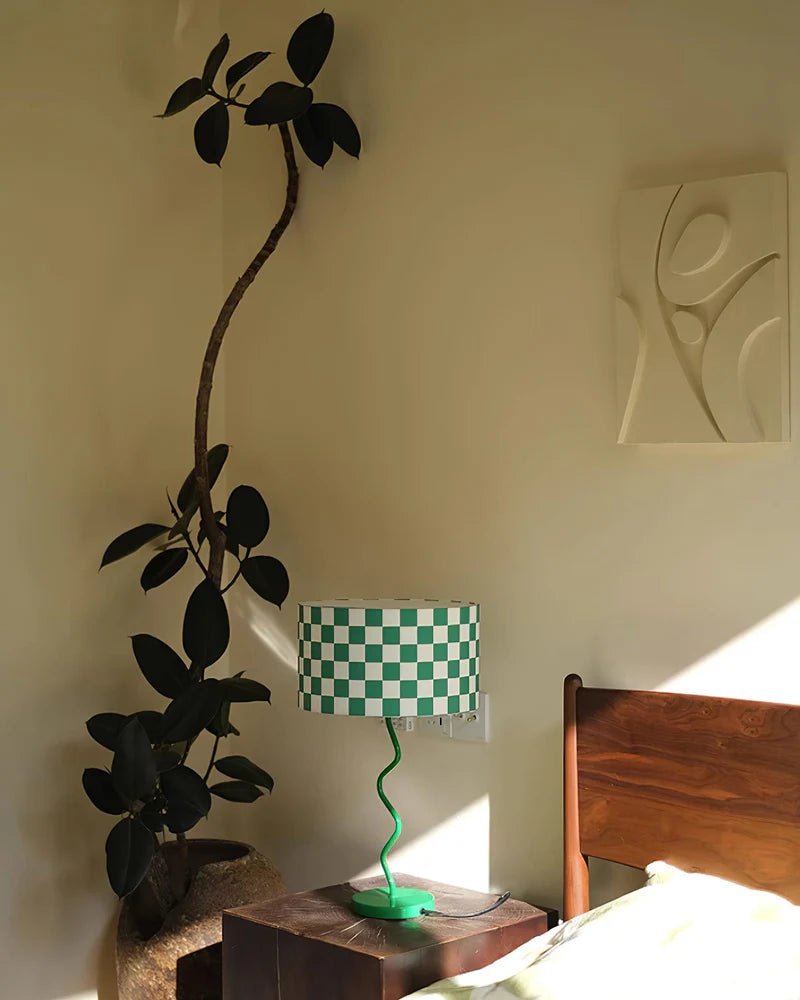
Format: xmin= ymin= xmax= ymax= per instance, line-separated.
xmin=297 ymin=600 xmax=480 ymax=718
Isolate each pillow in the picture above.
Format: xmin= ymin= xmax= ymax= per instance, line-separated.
xmin=406 ymin=864 xmax=800 ymax=1000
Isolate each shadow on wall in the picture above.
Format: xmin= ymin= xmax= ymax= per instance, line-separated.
xmin=1 ymin=0 xmax=223 ymax=997
xmin=37 ymin=579 xmax=800 ymax=1000
xmin=14 ymin=713 xmax=123 ymax=1000
xmin=234 ymin=593 xmax=494 ymax=894
xmin=238 ymin=590 xmax=800 ymax=915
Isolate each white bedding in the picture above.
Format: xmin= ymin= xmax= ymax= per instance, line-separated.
xmin=404 ymin=863 xmax=800 ymax=999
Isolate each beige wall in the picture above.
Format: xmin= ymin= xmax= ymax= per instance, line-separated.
xmin=0 ymin=3 xmax=225 ymax=998
xmin=220 ymin=0 xmax=800 ymax=912
xmin=7 ymin=2 xmax=800 ymax=997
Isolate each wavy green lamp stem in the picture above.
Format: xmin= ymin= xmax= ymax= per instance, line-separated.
xmin=377 ymin=717 xmax=403 ymax=905
xmin=349 ymin=718 xmax=436 ymax=919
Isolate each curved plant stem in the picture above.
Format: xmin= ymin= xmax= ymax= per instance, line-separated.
xmin=194 ymin=122 xmax=299 ymax=589
xmin=203 ymin=734 xmax=221 ymax=782
xmin=163 ymin=121 xmax=299 ymax=909
xmin=166 ymin=491 xmax=208 ymax=578
xmin=210 ymin=87 xmax=248 ymax=110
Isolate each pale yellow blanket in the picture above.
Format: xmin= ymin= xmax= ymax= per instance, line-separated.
xmin=405 ymin=863 xmax=800 ymax=999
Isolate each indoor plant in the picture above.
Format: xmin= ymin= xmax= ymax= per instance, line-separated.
xmin=82 ymin=12 xmax=359 ymax=997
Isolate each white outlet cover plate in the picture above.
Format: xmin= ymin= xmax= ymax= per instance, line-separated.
xmin=418 ymin=693 xmax=489 ymax=742
xmin=451 ymin=692 xmax=489 ymax=742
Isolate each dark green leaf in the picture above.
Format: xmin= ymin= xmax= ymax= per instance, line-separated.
xmin=153 ymin=749 xmax=182 ymax=772
xmin=161 ymin=765 xmax=210 ymax=811
xmin=287 ymin=11 xmax=334 ymax=85
xmin=225 ymin=51 xmax=270 ymax=90
xmin=162 ymin=679 xmax=222 ymax=743
xmin=131 ymin=634 xmax=191 ymax=700
xmin=163 ymin=799 xmax=205 ymax=834
xmin=82 ymin=768 xmax=127 ymax=814
xmin=168 ymin=499 xmax=192 ymax=541
xmin=183 ymin=579 xmax=230 ymax=668
xmin=218 ymin=677 xmax=271 ymax=703
xmin=209 ymin=780 xmax=263 ymax=802
xmin=140 ymin=799 xmax=165 ymax=833
xmin=226 ymin=485 xmax=269 ymax=548
xmin=111 ymin=718 xmax=157 ymax=803
xmin=194 ymin=101 xmax=229 ymax=166
xmin=159 ymin=77 xmax=204 ymax=117
xmin=214 ymin=755 xmax=273 ymax=791
xmin=100 ymin=524 xmax=169 ymax=568
xmin=177 ymin=444 xmax=229 ymax=514
xmin=202 ymin=34 xmax=230 ymax=90
xmin=132 ymin=710 xmax=164 ymax=745
xmin=293 ymin=109 xmax=333 ymax=167
xmin=244 ymin=82 xmax=312 ymax=126
xmin=162 ymin=765 xmax=212 ymax=833
xmin=240 ymin=556 xmax=289 ymax=608
xmin=105 ymin=818 xmax=154 ymax=897
xmin=312 ymin=103 xmax=360 ymax=158
xmin=86 ymin=712 xmax=127 ymax=751
xmin=205 ymin=700 xmax=240 ymax=737
xmin=140 ymin=548 xmax=188 ymax=592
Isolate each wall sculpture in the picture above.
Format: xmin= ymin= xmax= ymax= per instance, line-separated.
xmin=616 ymin=172 xmax=788 ymax=443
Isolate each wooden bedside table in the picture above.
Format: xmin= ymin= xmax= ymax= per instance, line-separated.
xmin=222 ymin=874 xmax=553 ymax=1000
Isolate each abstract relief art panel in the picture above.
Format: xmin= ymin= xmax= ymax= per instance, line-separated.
xmin=616 ymin=172 xmax=788 ymax=443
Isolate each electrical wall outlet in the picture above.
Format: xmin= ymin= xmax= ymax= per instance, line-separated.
xmin=419 ymin=713 xmax=452 ymax=738
xmin=387 ymin=717 xmax=415 ymax=733
xmin=418 ymin=693 xmax=489 ymax=743
xmin=450 ymin=692 xmax=490 ymax=742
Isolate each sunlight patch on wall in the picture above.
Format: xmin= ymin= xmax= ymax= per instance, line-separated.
xmin=656 ymin=597 xmax=800 ymax=704
xmin=241 ymin=595 xmax=297 ymax=671
xmin=53 ymin=992 xmax=97 ymax=1000
xmin=173 ymin=0 xmax=196 ymax=44
xmin=353 ymin=794 xmax=490 ymax=893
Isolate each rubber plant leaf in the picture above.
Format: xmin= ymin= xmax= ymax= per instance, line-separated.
xmin=214 ymin=755 xmax=273 ymax=791
xmin=140 ymin=548 xmax=188 ymax=593
xmin=226 ymin=485 xmax=269 ymax=548
xmin=209 ymin=780 xmax=263 ymax=802
xmin=182 ymin=579 xmax=230 ymax=669
xmin=194 ymin=101 xmax=229 ymax=166
xmin=131 ymin=634 xmax=191 ymax=699
xmin=240 ymin=555 xmax=289 ymax=608
xmin=225 ymin=51 xmax=270 ymax=91
xmin=287 ymin=11 xmax=334 ymax=85
xmin=105 ymin=818 xmax=154 ymax=897
xmin=100 ymin=524 xmax=169 ymax=568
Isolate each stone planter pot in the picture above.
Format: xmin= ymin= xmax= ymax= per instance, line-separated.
xmin=116 ymin=839 xmax=285 ymax=1000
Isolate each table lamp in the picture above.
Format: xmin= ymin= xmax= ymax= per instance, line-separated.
xmin=297 ymin=598 xmax=480 ymax=919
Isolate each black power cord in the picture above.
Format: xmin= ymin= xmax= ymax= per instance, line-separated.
xmin=421 ymin=891 xmax=511 ymax=918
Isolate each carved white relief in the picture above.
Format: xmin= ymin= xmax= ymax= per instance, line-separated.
xmin=616 ymin=172 xmax=789 ymax=443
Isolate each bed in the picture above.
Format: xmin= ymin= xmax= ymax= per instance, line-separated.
xmin=408 ymin=674 xmax=800 ymax=999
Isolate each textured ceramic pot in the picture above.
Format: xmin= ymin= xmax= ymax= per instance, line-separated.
xmin=116 ymin=839 xmax=285 ymax=1000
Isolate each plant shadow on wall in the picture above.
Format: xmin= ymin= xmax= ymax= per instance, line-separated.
xmin=81 ymin=11 xmax=360 ymax=998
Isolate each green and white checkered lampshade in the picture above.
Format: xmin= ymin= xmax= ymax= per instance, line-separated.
xmin=297 ymin=599 xmax=480 ymax=718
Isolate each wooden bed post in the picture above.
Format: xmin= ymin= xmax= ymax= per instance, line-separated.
xmin=563 ymin=673 xmax=589 ymax=920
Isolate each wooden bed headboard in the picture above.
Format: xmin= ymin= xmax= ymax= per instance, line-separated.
xmin=563 ymin=673 xmax=800 ymax=920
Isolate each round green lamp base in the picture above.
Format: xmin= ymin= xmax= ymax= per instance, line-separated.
xmin=351 ymin=886 xmax=435 ymax=920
